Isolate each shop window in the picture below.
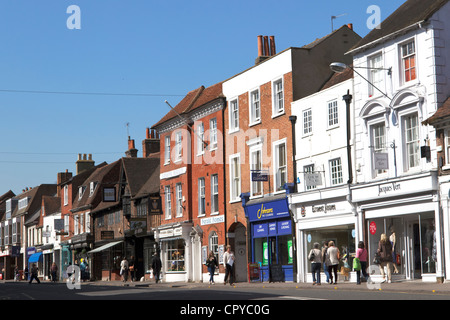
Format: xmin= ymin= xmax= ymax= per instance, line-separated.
xmin=304 ymin=226 xmax=355 ymax=273
xmin=167 ymin=239 xmax=185 ymax=272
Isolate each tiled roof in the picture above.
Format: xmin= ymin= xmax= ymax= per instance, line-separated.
xmin=423 ymin=97 xmax=450 ymax=125
xmin=152 ymin=82 xmax=224 ymax=128
xmin=350 ymin=0 xmax=449 ymax=53
xmin=320 ymin=66 xmax=353 ymax=91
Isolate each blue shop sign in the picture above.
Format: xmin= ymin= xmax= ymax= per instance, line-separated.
xmin=253 ymin=219 xmax=292 ymax=238
xmin=246 ymin=198 xmax=290 ymax=222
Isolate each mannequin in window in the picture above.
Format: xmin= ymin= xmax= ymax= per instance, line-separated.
xmin=389 ymin=227 xmax=399 ymax=274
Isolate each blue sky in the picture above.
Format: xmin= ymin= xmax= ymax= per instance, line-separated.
xmin=0 ymin=0 xmax=405 ymax=195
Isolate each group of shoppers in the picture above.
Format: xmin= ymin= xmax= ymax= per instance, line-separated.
xmin=308 ymin=233 xmax=395 ymax=285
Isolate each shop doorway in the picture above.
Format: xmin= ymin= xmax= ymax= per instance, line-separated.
xmin=367 ymin=212 xmax=437 ymax=281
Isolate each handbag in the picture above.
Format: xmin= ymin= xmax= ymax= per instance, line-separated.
xmin=373 ymin=253 xmax=381 ymax=265
xmin=353 ymin=257 xmax=361 ymax=271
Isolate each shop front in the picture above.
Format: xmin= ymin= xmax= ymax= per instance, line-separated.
xmin=352 ymin=171 xmax=443 ymax=283
xmin=290 ymin=185 xmax=358 ymax=283
xmin=154 ymin=222 xmax=193 ymax=283
xmin=242 ymin=194 xmax=294 ymax=282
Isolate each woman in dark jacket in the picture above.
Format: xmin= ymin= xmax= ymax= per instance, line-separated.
xmin=206 ymin=251 xmax=218 ymax=285
xmin=378 ymin=233 xmax=393 ymax=283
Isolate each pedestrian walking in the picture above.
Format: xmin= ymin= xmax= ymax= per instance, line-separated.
xmin=321 ymin=241 xmax=330 ymax=283
xmin=120 ymin=257 xmax=129 ymax=282
xmin=24 ymin=266 xmax=29 ymax=281
xmin=326 ymin=241 xmax=340 ymax=285
xmin=51 ymin=262 xmax=58 ymax=282
xmin=223 ymin=245 xmax=235 ymax=286
xmin=151 ymin=252 xmax=162 ymax=283
xmin=378 ymin=233 xmax=393 ymax=283
xmin=14 ymin=266 xmax=19 ymax=282
xmin=206 ymin=251 xmax=218 ymax=285
xmin=308 ymin=242 xmax=322 ymax=285
xmin=29 ymin=263 xmax=40 ymax=284
xmin=355 ymin=241 xmax=368 ymax=284
xmin=129 ymin=256 xmax=136 ymax=282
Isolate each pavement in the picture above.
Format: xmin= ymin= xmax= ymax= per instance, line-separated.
xmin=4 ymin=278 xmax=450 ymax=295
xmin=56 ymin=278 xmax=450 ymax=294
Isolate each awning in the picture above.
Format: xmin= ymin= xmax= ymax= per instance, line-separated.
xmin=28 ymin=252 xmax=43 ymax=263
xmin=88 ymin=240 xmax=123 ymax=254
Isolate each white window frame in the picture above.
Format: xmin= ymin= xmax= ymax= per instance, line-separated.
xmin=209 ymin=118 xmax=218 ymax=150
xmin=403 ymin=112 xmax=420 ymax=171
xmin=250 ymin=145 xmax=263 ymax=198
xmin=74 ymin=215 xmax=79 ymax=236
xmin=176 ymin=183 xmax=183 ymax=218
xmin=211 ymin=174 xmax=219 ymax=214
xmin=197 ymin=122 xmax=205 ymax=156
xmin=85 ymin=212 xmax=90 ymax=233
xmin=64 ymin=185 xmax=69 ymax=206
xmin=64 ymin=215 xmax=69 ymax=234
xmin=249 ymin=89 xmax=261 ymax=125
xmin=198 ymin=178 xmax=206 ymax=217
xmin=368 ymin=52 xmax=384 ymax=97
xmin=400 ymin=39 xmax=417 ymax=85
xmin=164 ymin=186 xmax=172 ymax=220
xmin=273 ymin=139 xmax=287 ymax=193
xmin=164 ymin=135 xmax=171 ymax=165
xmin=175 ymin=131 xmax=182 ymax=162
xmin=272 ymin=78 xmax=284 ymax=117
xmin=329 ymin=158 xmax=343 ymax=186
xmin=229 ymin=153 xmax=241 ymax=202
xmin=302 ymin=108 xmax=312 ymax=136
xmin=327 ymin=100 xmax=339 ymax=129
xmin=229 ymin=99 xmax=239 ymax=133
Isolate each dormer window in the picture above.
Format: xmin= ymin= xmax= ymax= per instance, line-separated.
xmin=89 ymin=182 xmax=98 ymax=197
xmin=78 ymin=186 xmax=86 ymax=200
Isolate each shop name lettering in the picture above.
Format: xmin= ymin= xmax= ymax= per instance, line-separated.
xmin=312 ymin=204 xmax=336 ymax=213
xmin=257 ymin=204 xmax=273 ymax=219
xmin=378 ymin=182 xmax=401 ymax=196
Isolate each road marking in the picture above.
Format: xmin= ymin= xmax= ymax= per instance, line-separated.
xmin=21 ymin=293 xmax=35 ymax=300
xmin=77 ymin=288 xmax=147 ymax=297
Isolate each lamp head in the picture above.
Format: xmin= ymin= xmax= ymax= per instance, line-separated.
xmin=330 ymin=62 xmax=348 ymax=74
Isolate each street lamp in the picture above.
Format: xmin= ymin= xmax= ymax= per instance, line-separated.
xmin=329 ymin=62 xmax=392 ymax=100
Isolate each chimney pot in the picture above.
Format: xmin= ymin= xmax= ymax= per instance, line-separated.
xmin=83 ymin=154 xmax=87 ymax=160
xmin=269 ymin=36 xmax=276 ymax=56
xmin=146 ymin=128 xmax=151 ymax=139
xmin=263 ymin=36 xmax=269 ymax=57
xmin=347 ymin=23 xmax=353 ymax=30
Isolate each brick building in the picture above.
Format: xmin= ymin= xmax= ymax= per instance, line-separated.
xmin=223 ymin=26 xmax=361 ymax=282
xmin=152 ymin=82 xmax=226 ymax=283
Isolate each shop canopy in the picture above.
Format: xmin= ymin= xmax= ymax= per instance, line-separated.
xmin=88 ymin=240 xmax=123 ymax=254
xmin=28 ymin=252 xmax=43 ymax=263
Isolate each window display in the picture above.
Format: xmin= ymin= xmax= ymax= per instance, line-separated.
xmin=167 ymin=239 xmax=185 ymax=272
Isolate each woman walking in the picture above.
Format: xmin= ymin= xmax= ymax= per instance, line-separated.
xmin=355 ymin=241 xmax=368 ymax=284
xmin=308 ymin=242 xmax=323 ymax=285
xmin=378 ymin=234 xmax=393 ymax=283
xmin=206 ymin=251 xmax=218 ymax=285
xmin=326 ymin=241 xmax=340 ymax=285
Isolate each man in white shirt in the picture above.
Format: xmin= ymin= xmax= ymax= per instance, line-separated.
xmin=223 ymin=245 xmax=235 ymax=285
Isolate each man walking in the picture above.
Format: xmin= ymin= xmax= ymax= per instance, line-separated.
xmin=223 ymin=245 xmax=235 ymax=286
xmin=29 ymin=264 xmax=40 ymax=284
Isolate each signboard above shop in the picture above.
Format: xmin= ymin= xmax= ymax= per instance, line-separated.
xmin=245 ymin=197 xmax=290 ymax=222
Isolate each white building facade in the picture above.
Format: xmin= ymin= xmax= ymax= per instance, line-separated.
xmin=348 ymin=0 xmax=450 ymax=282
xmin=289 ymin=75 xmax=359 ymax=283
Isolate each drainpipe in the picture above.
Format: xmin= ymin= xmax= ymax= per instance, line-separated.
xmin=343 ymin=90 xmax=353 ymax=185
xmin=289 ymin=115 xmax=297 ymax=192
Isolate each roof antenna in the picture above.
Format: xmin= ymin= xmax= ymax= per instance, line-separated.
xmin=126 ymin=122 xmax=130 ymax=139
xmin=331 ymin=13 xmax=347 ymax=32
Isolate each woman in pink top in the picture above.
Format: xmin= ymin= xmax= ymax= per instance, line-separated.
xmin=356 ymin=241 xmax=368 ymax=285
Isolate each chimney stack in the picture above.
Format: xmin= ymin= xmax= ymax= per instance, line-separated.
xmin=76 ymin=153 xmax=95 ymax=174
xmin=142 ymin=128 xmax=160 ymax=158
xmin=255 ymin=35 xmax=276 ymax=65
xmin=126 ymin=137 xmax=138 ymax=158
xmin=57 ymin=170 xmax=73 ymax=194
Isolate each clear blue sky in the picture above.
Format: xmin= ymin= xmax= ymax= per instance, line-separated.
xmin=0 ymin=0 xmax=405 ymax=195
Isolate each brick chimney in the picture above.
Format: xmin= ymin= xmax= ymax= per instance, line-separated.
xmin=57 ymin=169 xmax=73 ymax=194
xmin=126 ymin=137 xmax=138 ymax=158
xmin=142 ymin=128 xmax=160 ymax=158
xmin=255 ymin=35 xmax=276 ymax=65
xmin=76 ymin=153 xmax=95 ymax=174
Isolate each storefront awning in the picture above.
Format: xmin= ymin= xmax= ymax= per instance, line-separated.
xmin=88 ymin=240 xmax=123 ymax=254
xmin=28 ymin=252 xmax=43 ymax=263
